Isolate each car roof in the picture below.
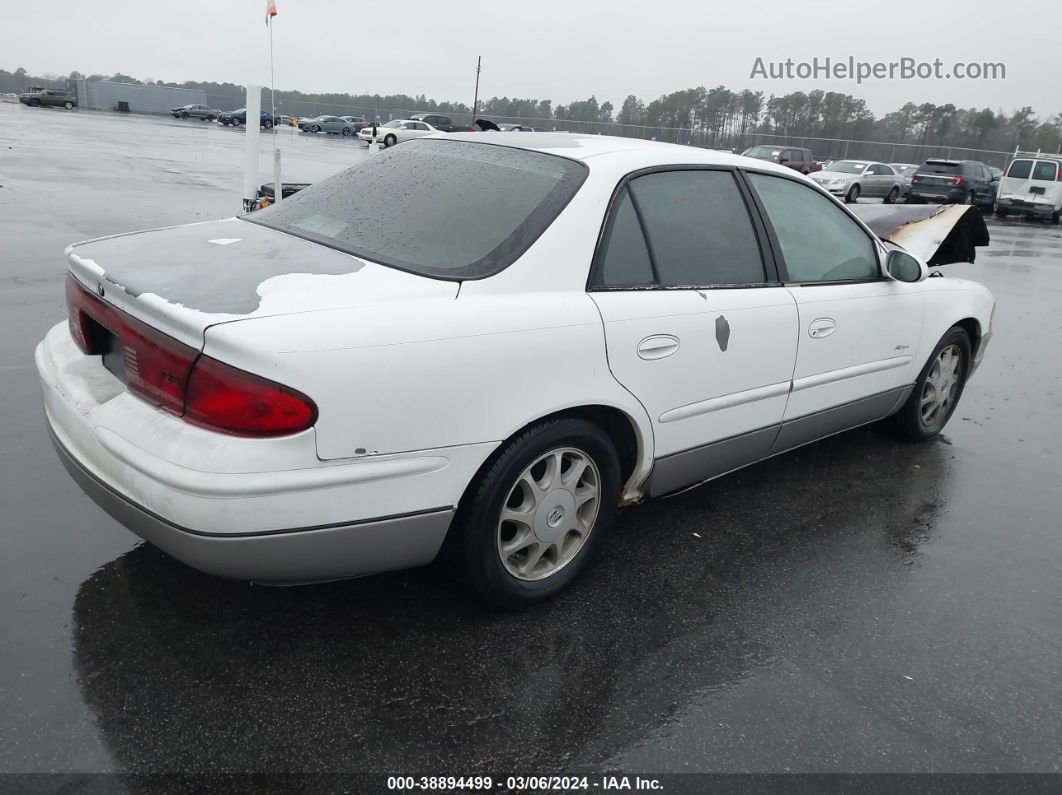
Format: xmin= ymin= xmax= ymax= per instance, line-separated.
xmin=441 ymin=133 xmax=807 ymax=176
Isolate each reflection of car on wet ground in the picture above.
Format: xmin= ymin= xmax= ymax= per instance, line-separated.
xmin=218 ymin=108 xmax=274 ymax=128
xmin=38 ymin=135 xmax=994 ymax=609
xmin=19 ymin=87 xmax=77 ymax=108
xmin=170 ymin=104 xmax=220 ymax=120
xmin=298 ymin=115 xmax=355 ymax=135
xmin=741 ymin=145 xmax=821 ymax=174
xmin=906 ymin=158 xmax=997 ymax=208
xmin=993 ymin=153 xmax=1061 ymax=223
xmin=357 ymin=118 xmax=440 ymax=145
xmin=812 ymin=160 xmax=905 ymax=204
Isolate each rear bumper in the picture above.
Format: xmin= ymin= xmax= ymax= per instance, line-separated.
xmin=50 ymin=425 xmax=453 ymax=583
xmin=908 ymin=187 xmax=965 ymax=203
xmin=995 ymin=197 xmax=1057 ymax=217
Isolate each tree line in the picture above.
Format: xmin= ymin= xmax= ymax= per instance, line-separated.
xmin=4 ymin=66 xmax=1060 ymax=155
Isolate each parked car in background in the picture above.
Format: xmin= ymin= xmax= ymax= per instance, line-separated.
xmin=19 ymin=87 xmax=77 ymax=109
xmin=358 ymin=119 xmax=442 ymax=146
xmin=810 ymin=160 xmax=904 ymax=203
xmin=40 ymin=135 xmax=993 ymax=608
xmin=891 ymin=164 xmax=920 ymax=197
xmin=340 ymin=116 xmax=369 ymax=133
xmin=741 ymin=145 xmax=821 ymax=174
xmin=906 ymin=159 xmax=996 ymax=208
xmin=170 ymin=104 xmax=220 ymax=121
xmin=298 ymin=115 xmax=356 ymax=135
xmin=218 ymin=109 xmax=274 ymax=128
xmin=994 ymin=154 xmax=1061 ymax=223
xmin=409 ymin=112 xmax=478 ymax=133
xmin=498 ymin=123 xmax=537 ymax=131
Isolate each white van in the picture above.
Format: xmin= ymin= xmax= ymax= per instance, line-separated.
xmin=994 ymin=153 xmax=1062 ymax=223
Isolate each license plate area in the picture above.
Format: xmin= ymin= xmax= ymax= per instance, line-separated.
xmin=96 ymin=323 xmax=129 ymax=385
xmin=1030 ymin=186 xmax=1046 ymax=195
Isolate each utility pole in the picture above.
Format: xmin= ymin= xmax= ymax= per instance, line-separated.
xmin=471 ymin=56 xmax=481 ymax=123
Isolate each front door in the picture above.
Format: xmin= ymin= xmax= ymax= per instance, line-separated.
xmin=744 ymin=171 xmax=924 ymax=452
xmin=589 ymin=168 xmax=799 ymax=496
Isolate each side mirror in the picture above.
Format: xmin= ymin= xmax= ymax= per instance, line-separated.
xmin=885 ymin=249 xmax=928 ymax=283
xmin=779 ymin=157 xmax=790 ymax=164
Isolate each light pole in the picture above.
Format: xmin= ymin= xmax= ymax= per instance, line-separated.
xmin=471 ymin=56 xmax=481 ymax=124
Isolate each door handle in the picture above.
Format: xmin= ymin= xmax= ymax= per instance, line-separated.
xmin=808 ymin=317 xmax=836 ymax=339
xmin=637 ymin=334 xmax=680 ymax=360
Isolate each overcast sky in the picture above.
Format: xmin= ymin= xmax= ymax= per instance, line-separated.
xmin=1 ymin=0 xmax=1056 ymax=117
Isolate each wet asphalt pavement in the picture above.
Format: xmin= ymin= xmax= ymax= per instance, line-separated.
xmin=0 ymin=104 xmax=1060 ymax=778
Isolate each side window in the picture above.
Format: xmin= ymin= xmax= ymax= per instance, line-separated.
xmin=747 ymin=172 xmax=878 ymax=283
xmin=596 ymin=189 xmax=655 ymax=287
xmin=438 ymin=116 xmax=451 ymax=127
xmin=628 ymin=170 xmax=766 ymax=286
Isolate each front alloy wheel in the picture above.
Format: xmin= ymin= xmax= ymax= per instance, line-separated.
xmin=920 ymin=345 xmax=962 ymax=427
xmin=497 ymin=448 xmax=600 ymax=582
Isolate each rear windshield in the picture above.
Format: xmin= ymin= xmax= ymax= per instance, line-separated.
xmin=1032 ymin=161 xmax=1060 ymax=181
xmin=919 ymin=161 xmax=961 ymax=175
xmin=743 ymin=146 xmax=782 ymax=160
xmin=1006 ymin=160 xmax=1033 ymax=179
xmin=245 ymin=139 xmax=587 ymax=279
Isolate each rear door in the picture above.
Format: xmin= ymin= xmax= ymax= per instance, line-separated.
xmin=744 ymin=171 xmax=923 ymax=450
xmin=589 ymin=168 xmax=799 ymax=495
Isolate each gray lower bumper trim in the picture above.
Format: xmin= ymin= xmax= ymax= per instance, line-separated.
xmin=51 ymin=431 xmax=454 ymax=584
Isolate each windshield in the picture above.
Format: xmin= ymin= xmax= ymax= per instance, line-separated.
xmin=920 ymin=161 xmax=961 ymax=175
xmin=827 ymin=161 xmax=867 ymax=174
xmin=245 ymin=139 xmax=588 ymax=280
xmin=743 ymin=146 xmax=782 ymax=159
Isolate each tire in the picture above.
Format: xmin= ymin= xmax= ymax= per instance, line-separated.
xmin=964 ymin=190 xmax=976 ymax=205
xmin=28 ymin=99 xmax=41 ymax=107
xmin=181 ymin=111 xmax=189 ymax=119
xmin=884 ymin=327 xmax=972 ymax=441
xmin=884 ymin=186 xmax=899 ymax=204
xmin=264 ymin=120 xmax=273 ymax=129
xmin=384 ymin=133 xmax=397 ymax=147
xmin=845 ymin=183 xmax=860 ymax=204
xmin=232 ymin=117 xmax=241 ymax=127
xmin=342 ymin=127 xmax=352 ymax=136
xmin=905 ymin=195 xmax=924 ymax=204
xmin=1051 ymin=210 xmax=1060 ymax=226
xmin=994 ymin=206 xmax=1008 ymax=218
xmin=63 ymin=101 xmax=74 ymax=110
xmin=448 ymin=417 xmax=621 ymax=609
xmin=313 ymin=124 xmax=321 ymax=133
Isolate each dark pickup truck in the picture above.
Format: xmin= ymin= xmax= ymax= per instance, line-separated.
xmin=741 ymin=145 xmax=822 ymax=174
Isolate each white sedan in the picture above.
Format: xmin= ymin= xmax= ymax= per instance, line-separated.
xmin=357 ymin=118 xmax=440 ymax=146
xmin=38 ymin=135 xmax=994 ymax=608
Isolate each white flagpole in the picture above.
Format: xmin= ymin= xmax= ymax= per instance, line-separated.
xmin=269 ymin=13 xmax=282 ymax=202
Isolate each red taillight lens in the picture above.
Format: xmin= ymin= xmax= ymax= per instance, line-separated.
xmin=184 ymin=355 xmax=317 ymax=437
xmin=952 ymin=175 xmax=965 ymax=185
xmin=65 ymin=274 xmax=316 ymax=436
xmin=66 ymin=274 xmax=196 ymax=413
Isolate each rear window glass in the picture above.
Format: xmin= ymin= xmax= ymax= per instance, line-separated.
xmin=245 ymin=139 xmax=587 ymax=279
xmin=1006 ymin=160 xmax=1033 ymax=179
xmin=920 ymin=161 xmax=962 ymax=175
xmin=1032 ymin=161 xmax=1059 ymax=181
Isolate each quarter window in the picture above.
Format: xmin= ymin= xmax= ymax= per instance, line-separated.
xmin=627 ymin=170 xmax=766 ymax=286
xmin=748 ymin=172 xmax=878 ymax=283
xmin=598 ymin=190 xmax=655 ymax=287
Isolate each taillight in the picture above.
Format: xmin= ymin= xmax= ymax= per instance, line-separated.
xmin=66 ymin=274 xmax=196 ymax=413
xmin=952 ymin=175 xmax=965 ymax=185
xmin=65 ymin=274 xmax=316 ymax=436
xmin=1057 ymin=165 xmax=1062 ymax=182
xmin=911 ymin=173 xmax=921 ymax=182
xmin=184 ymin=356 xmax=317 ymax=437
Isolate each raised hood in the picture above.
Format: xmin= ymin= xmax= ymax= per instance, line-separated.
xmin=66 ymin=218 xmax=459 ymax=348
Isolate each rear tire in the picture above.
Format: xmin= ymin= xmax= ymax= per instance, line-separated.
xmin=181 ymin=111 xmax=189 ymax=118
xmin=905 ymin=195 xmax=924 ymax=204
xmin=28 ymin=99 xmax=41 ymax=107
xmin=1051 ymin=210 xmax=1060 ymax=226
xmin=883 ymin=327 xmax=971 ymax=441
xmin=384 ymin=133 xmax=397 ymax=147
xmin=264 ymin=120 xmax=273 ymax=129
xmin=884 ymin=186 xmax=899 ymax=204
xmin=232 ymin=117 xmax=241 ymax=127
xmin=64 ymin=101 xmax=74 ymax=110
xmin=845 ymin=184 xmax=860 ymax=204
xmin=995 ymin=206 xmax=1008 ymax=218
xmin=342 ymin=127 xmax=352 ymax=136
xmin=449 ymin=418 xmax=621 ymax=609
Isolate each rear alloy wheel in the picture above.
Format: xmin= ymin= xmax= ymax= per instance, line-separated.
xmin=384 ymin=133 xmax=397 ymax=147
xmin=232 ymin=117 xmax=241 ymax=126
xmin=264 ymin=120 xmax=273 ymax=129
xmin=450 ymin=418 xmax=621 ymax=609
xmin=884 ymin=186 xmax=899 ymax=204
xmin=845 ymin=183 xmax=860 ymax=204
xmin=64 ymin=101 xmax=74 ymax=110
xmin=342 ymin=127 xmax=352 ymax=136
xmin=884 ymin=327 xmax=971 ymax=441
xmin=313 ymin=124 xmax=321 ymax=133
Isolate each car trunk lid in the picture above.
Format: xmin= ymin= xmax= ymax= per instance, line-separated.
xmin=66 ymin=217 xmax=459 ymax=350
